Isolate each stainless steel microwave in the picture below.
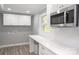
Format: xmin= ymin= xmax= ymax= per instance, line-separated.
xmin=50 ymin=5 xmax=78 ymax=27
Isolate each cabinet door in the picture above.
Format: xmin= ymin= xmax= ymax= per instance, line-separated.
xmin=43 ymin=46 xmax=56 ymax=55
xmin=39 ymin=44 xmax=56 ymax=55
xmin=50 ymin=4 xmax=74 ymax=14
xmin=3 ymin=14 xmax=31 ymax=26
xmin=18 ymin=15 xmax=31 ymax=25
xmin=29 ymin=38 xmax=35 ymax=54
xmin=63 ymin=4 xmax=73 ymax=8
xmin=50 ymin=4 xmax=58 ymax=13
xmin=39 ymin=44 xmax=45 ymax=55
xmin=29 ymin=39 xmax=39 ymax=55
xmin=58 ymin=4 xmax=64 ymax=10
xmin=3 ymin=14 xmax=18 ymax=25
xmin=58 ymin=4 xmax=73 ymax=10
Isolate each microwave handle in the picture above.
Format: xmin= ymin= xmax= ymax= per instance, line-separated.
xmin=64 ymin=11 xmax=66 ymax=26
xmin=74 ymin=5 xmax=77 ymax=27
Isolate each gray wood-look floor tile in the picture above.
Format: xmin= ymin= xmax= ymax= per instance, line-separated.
xmin=0 ymin=45 xmax=30 ymax=55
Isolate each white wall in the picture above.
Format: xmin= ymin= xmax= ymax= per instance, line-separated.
xmin=39 ymin=27 xmax=79 ymax=48
xmin=32 ymin=8 xmax=46 ymax=34
xmin=32 ymin=14 xmax=39 ymax=34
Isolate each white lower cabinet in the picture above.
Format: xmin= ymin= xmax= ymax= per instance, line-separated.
xmin=29 ymin=39 xmax=39 ymax=55
xmin=30 ymin=38 xmax=56 ymax=55
xmin=39 ymin=44 xmax=56 ymax=55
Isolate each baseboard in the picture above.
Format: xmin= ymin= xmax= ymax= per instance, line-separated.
xmin=0 ymin=42 xmax=29 ymax=48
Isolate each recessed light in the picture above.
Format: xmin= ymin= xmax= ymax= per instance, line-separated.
xmin=26 ymin=10 xmax=30 ymax=13
xmin=7 ymin=8 xmax=12 ymax=10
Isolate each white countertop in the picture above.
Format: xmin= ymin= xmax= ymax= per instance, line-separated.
xmin=29 ymin=35 xmax=79 ymax=55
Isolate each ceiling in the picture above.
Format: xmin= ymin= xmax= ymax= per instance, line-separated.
xmin=0 ymin=4 xmax=46 ymax=15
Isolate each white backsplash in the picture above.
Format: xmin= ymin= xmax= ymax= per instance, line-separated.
xmin=39 ymin=27 xmax=79 ymax=48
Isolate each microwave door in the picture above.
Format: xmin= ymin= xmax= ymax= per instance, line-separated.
xmin=66 ymin=9 xmax=74 ymax=26
xmin=51 ymin=12 xmax=64 ymax=27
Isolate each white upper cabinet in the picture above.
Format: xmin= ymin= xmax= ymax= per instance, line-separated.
xmin=50 ymin=4 xmax=58 ymax=13
xmin=58 ymin=4 xmax=73 ymax=10
xmin=18 ymin=15 xmax=31 ymax=25
xmin=3 ymin=14 xmax=18 ymax=25
xmin=3 ymin=14 xmax=31 ymax=26
xmin=50 ymin=4 xmax=74 ymax=13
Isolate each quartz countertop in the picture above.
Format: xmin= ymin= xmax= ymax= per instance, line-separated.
xmin=29 ymin=35 xmax=79 ymax=55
